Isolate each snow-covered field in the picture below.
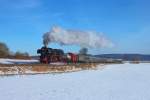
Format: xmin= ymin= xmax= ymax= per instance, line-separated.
xmin=0 ymin=58 xmax=39 ymax=64
xmin=0 ymin=63 xmax=150 ymax=100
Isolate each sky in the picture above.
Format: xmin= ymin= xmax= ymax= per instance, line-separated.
xmin=0 ymin=0 xmax=150 ymax=55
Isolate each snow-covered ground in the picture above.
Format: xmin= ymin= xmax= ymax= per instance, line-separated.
xmin=0 ymin=58 xmax=39 ymax=64
xmin=0 ymin=63 xmax=150 ymax=100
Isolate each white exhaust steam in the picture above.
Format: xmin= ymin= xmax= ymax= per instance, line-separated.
xmin=43 ymin=26 xmax=113 ymax=48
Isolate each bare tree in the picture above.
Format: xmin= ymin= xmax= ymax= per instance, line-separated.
xmin=79 ymin=48 xmax=88 ymax=55
xmin=14 ymin=51 xmax=30 ymax=59
xmin=0 ymin=42 xmax=9 ymax=58
xmin=132 ymin=55 xmax=140 ymax=63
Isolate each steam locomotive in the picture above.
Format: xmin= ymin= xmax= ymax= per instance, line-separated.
xmin=37 ymin=46 xmax=78 ymax=64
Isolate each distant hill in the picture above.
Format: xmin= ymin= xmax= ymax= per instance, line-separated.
xmin=95 ymin=54 xmax=150 ymax=61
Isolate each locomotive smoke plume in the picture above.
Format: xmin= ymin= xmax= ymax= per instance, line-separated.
xmin=43 ymin=26 xmax=113 ymax=48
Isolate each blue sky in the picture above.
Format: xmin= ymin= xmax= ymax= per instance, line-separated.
xmin=0 ymin=0 xmax=150 ymax=55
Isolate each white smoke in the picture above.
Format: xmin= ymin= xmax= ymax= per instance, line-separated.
xmin=43 ymin=26 xmax=113 ymax=48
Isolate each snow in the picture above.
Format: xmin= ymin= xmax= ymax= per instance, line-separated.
xmin=0 ymin=58 xmax=65 ymax=65
xmin=0 ymin=58 xmax=39 ymax=64
xmin=0 ymin=63 xmax=150 ymax=100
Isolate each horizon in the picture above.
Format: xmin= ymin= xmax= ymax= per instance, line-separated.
xmin=0 ymin=0 xmax=150 ymax=55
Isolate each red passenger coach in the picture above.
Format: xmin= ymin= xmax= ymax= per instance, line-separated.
xmin=67 ymin=53 xmax=78 ymax=63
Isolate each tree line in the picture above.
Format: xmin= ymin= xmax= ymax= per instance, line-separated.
xmin=0 ymin=42 xmax=30 ymax=59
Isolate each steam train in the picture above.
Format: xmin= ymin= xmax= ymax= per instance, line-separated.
xmin=37 ymin=46 xmax=78 ymax=64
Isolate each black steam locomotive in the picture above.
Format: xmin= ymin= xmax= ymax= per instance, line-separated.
xmin=37 ymin=46 xmax=78 ymax=64
xmin=37 ymin=47 xmax=64 ymax=63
